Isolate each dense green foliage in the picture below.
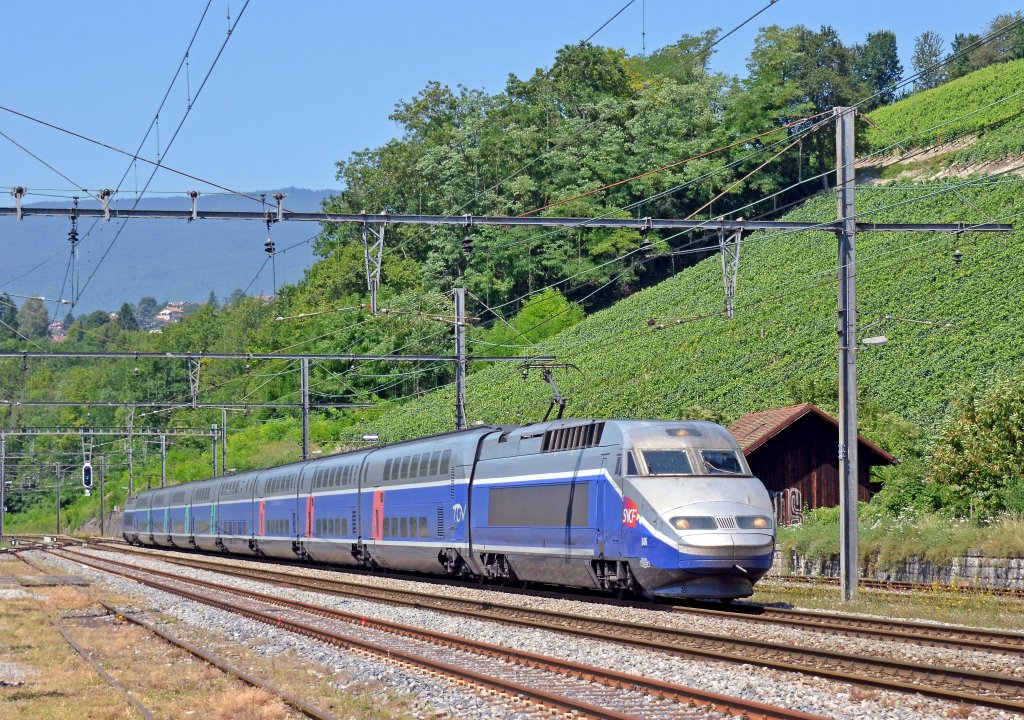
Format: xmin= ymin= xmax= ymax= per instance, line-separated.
xmin=926 ymin=373 xmax=1024 ymax=515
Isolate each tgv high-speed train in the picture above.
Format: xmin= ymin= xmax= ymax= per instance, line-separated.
xmin=122 ymin=419 xmax=776 ymax=599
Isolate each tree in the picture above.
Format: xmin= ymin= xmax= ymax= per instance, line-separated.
xmin=117 ymin=303 xmax=139 ymax=331
xmin=927 ymin=374 xmax=1024 ymax=516
xmin=16 ymin=297 xmax=49 ymax=339
xmin=853 ymin=30 xmax=903 ymax=108
xmin=912 ymin=31 xmax=947 ymax=91
xmin=227 ymin=288 xmax=247 ymax=306
xmin=947 ymin=33 xmax=982 ymax=80
xmin=481 ymin=289 xmax=583 ymax=355
xmin=137 ymin=296 xmax=158 ymax=324
xmin=967 ymin=13 xmax=1024 ymax=69
xmin=206 ymin=290 xmax=219 ymax=309
xmin=0 ymin=293 xmax=17 ymax=339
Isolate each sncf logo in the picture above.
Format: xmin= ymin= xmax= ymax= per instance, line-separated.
xmin=622 ymin=497 xmax=640 ymax=528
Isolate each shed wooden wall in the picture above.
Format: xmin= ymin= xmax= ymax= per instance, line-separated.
xmin=744 ymin=414 xmax=878 ymax=508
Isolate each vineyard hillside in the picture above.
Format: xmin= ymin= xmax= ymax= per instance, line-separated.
xmin=865 ymin=59 xmax=1024 ymax=171
xmin=369 ymin=179 xmax=1023 ymax=447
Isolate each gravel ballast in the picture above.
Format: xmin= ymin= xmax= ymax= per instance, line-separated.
xmin=40 ymin=548 xmax=1022 ymax=720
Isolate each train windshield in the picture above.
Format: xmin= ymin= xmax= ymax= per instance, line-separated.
xmin=700 ymin=450 xmax=745 ymax=475
xmin=641 ymin=450 xmax=694 ymax=475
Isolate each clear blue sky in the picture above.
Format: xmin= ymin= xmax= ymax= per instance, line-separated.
xmin=1 ymin=1 xmax=1019 ymax=197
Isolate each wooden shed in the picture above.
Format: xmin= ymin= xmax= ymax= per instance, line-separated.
xmin=728 ymin=403 xmax=897 ymax=525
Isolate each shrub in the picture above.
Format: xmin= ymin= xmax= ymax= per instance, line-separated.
xmin=926 ymin=373 xmax=1024 ymax=517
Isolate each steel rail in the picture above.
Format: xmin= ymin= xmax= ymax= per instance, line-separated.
xmin=48 ymin=618 xmax=157 ymax=720
xmin=771 ymin=573 xmax=1024 ymax=599
xmin=55 ymin=548 xmax=825 ymax=720
xmin=99 ymin=601 xmax=339 ymax=720
xmin=96 ymin=541 xmax=1024 ymax=655
xmin=78 ymin=544 xmax=1024 ymax=714
xmin=694 ymin=602 xmax=1024 ymax=652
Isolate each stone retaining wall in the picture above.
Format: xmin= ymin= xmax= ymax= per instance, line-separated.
xmin=774 ymin=549 xmax=1024 ymax=590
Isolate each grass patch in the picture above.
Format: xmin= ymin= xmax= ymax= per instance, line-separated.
xmin=777 ymin=508 xmax=1024 ymax=571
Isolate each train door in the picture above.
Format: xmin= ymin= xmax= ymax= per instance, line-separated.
xmin=371 ymin=490 xmax=384 ymax=541
xmin=596 ymin=454 xmax=610 ymax=556
xmin=605 ymin=453 xmax=624 ymax=552
xmin=305 ymin=495 xmax=314 ymax=538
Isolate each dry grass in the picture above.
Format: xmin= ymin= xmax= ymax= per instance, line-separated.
xmin=210 ymin=687 xmax=289 ymax=720
xmin=752 ymin=580 xmax=1024 ymax=630
xmin=1 ymin=553 xmax=429 ymax=720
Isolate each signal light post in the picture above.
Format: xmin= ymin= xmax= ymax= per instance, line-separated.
xmin=82 ymin=461 xmax=93 ymax=496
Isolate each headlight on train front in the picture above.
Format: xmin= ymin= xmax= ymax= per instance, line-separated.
xmin=736 ymin=515 xmax=773 ymax=529
xmin=671 ymin=516 xmax=717 ymax=530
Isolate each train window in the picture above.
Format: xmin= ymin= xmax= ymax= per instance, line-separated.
xmin=400 ymin=517 xmax=409 ymax=537
xmin=384 ymin=459 xmax=393 ymax=482
xmin=440 ymin=449 xmax=452 ymax=475
xmin=700 ymin=450 xmax=745 ymax=475
xmin=428 ymin=451 xmax=440 ymax=475
xmin=418 ymin=455 xmax=430 ymax=476
xmin=411 ymin=454 xmax=421 ymax=478
xmin=400 ymin=457 xmax=411 ymax=480
xmin=418 ymin=517 xmax=428 ymax=538
xmin=341 ymin=518 xmax=348 ymax=535
xmin=642 ymin=450 xmax=694 ymax=476
xmin=626 ymin=452 xmax=639 ymax=475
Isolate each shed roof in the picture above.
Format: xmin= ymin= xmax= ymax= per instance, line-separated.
xmin=728 ymin=402 xmax=897 ymax=465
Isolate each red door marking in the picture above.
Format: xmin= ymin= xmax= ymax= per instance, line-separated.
xmin=306 ymin=495 xmax=314 ymax=537
xmin=258 ymin=500 xmax=266 ymax=537
xmin=371 ymin=490 xmax=384 ymax=541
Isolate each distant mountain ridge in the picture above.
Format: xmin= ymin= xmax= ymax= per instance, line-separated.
xmin=0 ymin=187 xmax=339 ymax=314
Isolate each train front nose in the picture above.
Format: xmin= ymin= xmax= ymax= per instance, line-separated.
xmin=676 ymin=524 xmax=774 ymax=572
xmin=653 ymin=501 xmax=775 ymax=598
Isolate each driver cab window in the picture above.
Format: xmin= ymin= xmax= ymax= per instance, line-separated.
xmin=626 ymin=452 xmax=639 ymax=475
xmin=701 ymin=449 xmax=745 ymax=475
xmin=641 ymin=450 xmax=694 ymax=475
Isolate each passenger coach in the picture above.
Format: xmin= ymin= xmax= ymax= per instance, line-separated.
xmin=124 ymin=419 xmax=776 ymax=599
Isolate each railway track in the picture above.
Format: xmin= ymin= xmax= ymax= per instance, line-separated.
xmin=95 ymin=541 xmax=1024 ymax=656
xmin=6 ymin=549 xmax=335 ymax=719
xmin=770 ymin=574 xmax=1024 ymax=599
xmin=49 ymin=547 xmax=821 ymax=720
xmin=60 ymin=544 xmax=1024 ymax=715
